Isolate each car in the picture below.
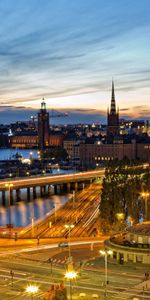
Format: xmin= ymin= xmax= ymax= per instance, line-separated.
xmin=58 ymin=242 xmax=68 ymax=248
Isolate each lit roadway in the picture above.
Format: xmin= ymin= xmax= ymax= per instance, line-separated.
xmin=21 ymin=183 xmax=102 ymax=238
xmin=0 ymin=169 xmax=105 ymax=190
xmin=0 ymin=241 xmax=149 ymax=299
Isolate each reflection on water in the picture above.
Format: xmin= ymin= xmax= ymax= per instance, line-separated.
xmin=0 ymin=149 xmax=72 ymax=227
xmin=0 ymin=195 xmax=69 ymax=227
xmin=0 ymin=149 xmax=38 ymax=160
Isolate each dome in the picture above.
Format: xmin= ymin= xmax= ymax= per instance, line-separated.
xmin=128 ymin=221 xmax=150 ymax=236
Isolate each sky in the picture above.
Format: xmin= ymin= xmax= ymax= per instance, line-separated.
xmin=0 ymin=0 xmax=150 ymax=124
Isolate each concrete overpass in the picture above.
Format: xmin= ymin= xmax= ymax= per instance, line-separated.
xmin=0 ymin=169 xmax=105 ymax=205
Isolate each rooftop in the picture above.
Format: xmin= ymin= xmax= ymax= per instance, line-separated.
xmin=128 ymin=222 xmax=150 ymax=236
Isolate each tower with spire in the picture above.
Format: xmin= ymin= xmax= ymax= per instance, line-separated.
xmin=107 ymin=80 xmax=119 ymax=137
xmin=38 ymin=98 xmax=50 ymax=149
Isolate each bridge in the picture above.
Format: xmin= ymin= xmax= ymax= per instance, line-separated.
xmin=0 ymin=169 xmax=105 ymax=205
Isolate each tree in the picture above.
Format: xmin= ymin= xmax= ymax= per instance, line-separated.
xmin=41 ymin=147 xmax=68 ymax=162
xmin=99 ymin=160 xmax=150 ymax=233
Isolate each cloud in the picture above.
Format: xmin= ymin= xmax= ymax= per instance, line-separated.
xmin=120 ymin=108 xmax=129 ymax=111
xmin=0 ymin=0 xmax=148 ymax=118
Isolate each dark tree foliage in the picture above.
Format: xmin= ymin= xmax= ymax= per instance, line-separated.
xmin=100 ymin=160 xmax=150 ymax=233
xmin=41 ymin=147 xmax=68 ymax=162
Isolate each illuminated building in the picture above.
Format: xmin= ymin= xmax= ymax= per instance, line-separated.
xmin=105 ymin=222 xmax=150 ymax=264
xmin=9 ymin=132 xmax=38 ymax=148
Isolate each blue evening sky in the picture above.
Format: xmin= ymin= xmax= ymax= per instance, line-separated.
xmin=0 ymin=0 xmax=149 ymax=123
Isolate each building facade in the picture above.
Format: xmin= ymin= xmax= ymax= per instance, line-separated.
xmin=105 ymin=222 xmax=150 ymax=264
xmin=9 ymin=132 xmax=38 ymax=148
xmin=79 ymin=139 xmax=150 ymax=168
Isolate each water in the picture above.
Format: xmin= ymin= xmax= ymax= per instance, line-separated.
xmin=0 ymin=194 xmax=70 ymax=227
xmin=0 ymin=149 xmax=38 ymax=160
xmin=0 ymin=148 xmax=73 ymax=228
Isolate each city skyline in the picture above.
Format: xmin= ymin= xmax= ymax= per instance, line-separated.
xmin=0 ymin=0 xmax=150 ymax=123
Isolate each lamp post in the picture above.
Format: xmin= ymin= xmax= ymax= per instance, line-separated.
xmin=116 ymin=212 xmax=125 ymax=231
xmin=53 ymin=203 xmax=57 ymax=223
xmin=29 ymin=151 xmax=33 ymax=160
xmin=72 ymin=190 xmax=75 ymax=209
xmin=5 ymin=183 xmax=13 ymax=237
xmin=100 ymin=250 xmax=113 ymax=298
xmin=65 ymin=270 xmax=77 ymax=300
xmin=26 ymin=285 xmax=38 ymax=300
xmin=141 ymin=192 xmax=150 ymax=221
xmin=31 ymin=204 xmax=35 ymax=238
xmin=65 ymin=224 xmax=74 ymax=260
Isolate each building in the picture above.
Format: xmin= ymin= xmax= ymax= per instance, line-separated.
xmin=9 ymin=132 xmax=38 ymax=148
xmin=79 ymin=137 xmax=150 ymax=168
xmin=105 ymin=222 xmax=150 ymax=264
xmin=107 ymin=81 xmax=119 ymax=137
xmin=64 ymin=139 xmax=81 ymax=166
xmin=49 ymin=131 xmax=64 ymax=147
xmin=9 ymin=99 xmax=65 ymax=149
xmin=79 ymin=82 xmax=150 ymax=168
xmin=38 ymin=99 xmax=50 ymax=149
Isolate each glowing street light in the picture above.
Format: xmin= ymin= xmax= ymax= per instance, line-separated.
xmin=65 ymin=270 xmax=77 ymax=280
xmin=5 ymin=183 xmax=13 ymax=237
xmin=116 ymin=213 xmax=125 ymax=221
xmin=100 ymin=249 xmax=113 ymax=298
xmin=30 ymin=151 xmax=33 ymax=158
xmin=141 ymin=192 xmax=150 ymax=220
xmin=26 ymin=285 xmax=38 ymax=300
xmin=65 ymin=270 xmax=77 ymax=300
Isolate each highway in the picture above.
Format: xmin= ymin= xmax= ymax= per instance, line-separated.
xmin=21 ymin=182 xmax=102 ymax=238
xmin=0 ymin=169 xmax=105 ymax=190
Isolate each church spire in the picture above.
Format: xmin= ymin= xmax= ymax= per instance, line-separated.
xmin=41 ymin=97 xmax=46 ymax=110
xmin=110 ymin=80 xmax=116 ymax=114
xmin=107 ymin=80 xmax=119 ymax=137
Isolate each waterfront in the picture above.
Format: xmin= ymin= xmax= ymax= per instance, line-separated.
xmin=0 ymin=149 xmax=38 ymax=160
xmin=0 ymin=193 xmax=70 ymax=228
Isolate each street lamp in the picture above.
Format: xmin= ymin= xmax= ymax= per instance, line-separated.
xmin=5 ymin=183 xmax=13 ymax=237
xmin=65 ymin=270 xmax=77 ymax=300
xmin=100 ymin=249 xmax=113 ymax=298
xmin=72 ymin=190 xmax=75 ymax=209
xmin=116 ymin=213 xmax=124 ymax=221
xmin=141 ymin=192 xmax=150 ymax=221
xmin=116 ymin=212 xmax=125 ymax=231
xmin=29 ymin=151 xmax=33 ymax=159
xmin=31 ymin=205 xmax=35 ymax=238
xmin=53 ymin=203 xmax=57 ymax=223
xmin=65 ymin=224 xmax=74 ymax=260
xmin=26 ymin=285 xmax=38 ymax=300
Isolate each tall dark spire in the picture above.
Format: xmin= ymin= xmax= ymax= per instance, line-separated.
xmin=110 ymin=80 xmax=116 ymax=114
xmin=107 ymin=80 xmax=119 ymax=136
xmin=38 ymin=98 xmax=49 ymax=149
